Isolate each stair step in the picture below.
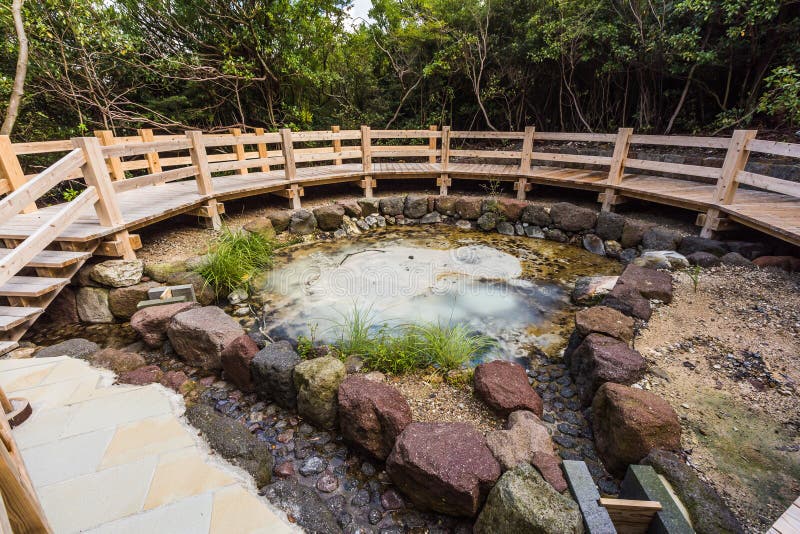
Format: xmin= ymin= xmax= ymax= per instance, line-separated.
xmin=0 ymin=248 xmax=91 ymax=269
xmin=0 ymin=306 xmax=44 ymax=331
xmin=0 ymin=341 xmax=19 ymax=355
xmin=0 ymin=276 xmax=70 ymax=297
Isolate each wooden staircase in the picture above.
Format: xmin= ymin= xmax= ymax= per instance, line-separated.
xmin=0 ymin=246 xmax=94 ymax=354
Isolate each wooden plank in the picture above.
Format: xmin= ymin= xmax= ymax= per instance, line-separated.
xmin=599 ymin=497 xmax=662 ymax=534
xmin=0 ymin=249 xmax=90 ymax=268
xmin=602 ymin=128 xmax=634 ymax=211
xmin=0 ymin=149 xmax=84 ymax=223
xmin=428 ymin=125 xmax=438 ymax=163
xmin=0 ymin=276 xmax=70 ymax=297
xmin=448 ymin=131 xmax=525 ymax=140
xmin=332 ymin=125 xmax=343 ymax=165
xmin=747 ymin=139 xmax=800 ymax=158
xmin=360 ymin=126 xmax=373 ymax=198
xmin=113 ymin=166 xmax=197 ymax=193
xmin=280 ymin=129 xmax=297 ymax=181
xmin=137 ymin=129 xmax=163 ymax=176
xmin=531 ymin=152 xmax=613 ymax=166
xmin=701 ymin=129 xmax=757 ymax=237
xmin=11 ymin=139 xmax=74 ymax=155
xmin=93 ymin=130 xmax=126 ymax=181
xmin=294 ymin=150 xmax=363 ymax=164
xmin=450 ymin=149 xmax=521 ymax=159
xmin=535 ymin=132 xmax=617 ymax=143
xmin=370 ymin=129 xmax=441 ymax=139
xmin=736 ymin=170 xmax=800 ymax=198
xmin=103 ymin=138 xmax=191 ymax=158
xmin=0 ymin=136 xmax=37 ymax=213
xmin=186 ymin=131 xmax=215 ymax=197
xmin=229 ymin=128 xmax=248 ymax=176
xmin=629 ymin=134 xmax=730 ymax=149
xmin=623 ymin=158 xmax=722 ymax=179
xmin=254 ymin=127 xmax=271 ymax=172
xmin=72 ymin=137 xmax=127 ymax=229
xmin=0 ymin=187 xmax=97 ymax=284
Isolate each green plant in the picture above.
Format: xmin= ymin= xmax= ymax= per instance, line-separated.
xmin=409 ymin=321 xmax=496 ymax=372
xmin=297 ymin=324 xmax=319 ymax=359
xmin=687 ymin=264 xmax=701 ymax=293
xmin=195 ymin=225 xmax=278 ymax=294
xmin=62 ymin=187 xmax=80 ymax=202
xmin=330 ymin=306 xmax=495 ymax=375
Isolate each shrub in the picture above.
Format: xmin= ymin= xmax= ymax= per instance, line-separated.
xmin=195 ymin=225 xmax=278 ymax=294
xmin=409 ymin=321 xmax=495 ymax=372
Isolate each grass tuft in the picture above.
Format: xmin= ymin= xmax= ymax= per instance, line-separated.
xmin=328 ymin=305 xmax=496 ymax=375
xmin=195 ymin=225 xmax=279 ymax=295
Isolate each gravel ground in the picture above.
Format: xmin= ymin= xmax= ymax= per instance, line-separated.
xmin=636 ymin=266 xmax=800 ymax=532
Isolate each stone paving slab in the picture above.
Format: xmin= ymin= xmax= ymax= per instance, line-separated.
xmin=0 ymin=356 xmax=297 ymax=534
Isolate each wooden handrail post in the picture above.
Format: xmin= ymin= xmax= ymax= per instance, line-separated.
xmin=73 ymin=136 xmax=136 ymax=258
xmin=438 ymin=126 xmax=451 ymax=195
xmin=517 ymin=126 xmax=535 ymax=200
xmin=700 ymin=129 xmax=757 ymax=237
xmin=253 ymin=128 xmax=270 ymax=173
xmin=230 ymin=128 xmax=248 ymax=175
xmin=0 ymin=136 xmax=37 ymax=213
xmin=280 ymin=128 xmax=302 ymax=209
xmin=186 ymin=130 xmax=222 ymax=230
xmin=137 ymin=129 xmax=162 ymax=175
xmin=332 ymin=125 xmax=342 ymax=165
xmin=601 ymin=127 xmax=634 ymax=212
xmin=428 ymin=125 xmax=438 ymax=164
xmin=93 ymin=130 xmax=125 ymax=181
xmin=360 ymin=125 xmax=374 ymax=198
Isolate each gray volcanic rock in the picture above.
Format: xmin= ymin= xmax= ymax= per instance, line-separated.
xmin=264 ymin=480 xmax=341 ymax=533
xmin=595 ymin=211 xmax=625 ymax=241
xmin=380 ymin=196 xmax=405 ymax=216
xmin=404 ymin=195 xmax=429 ymax=218
xmin=251 ymin=340 xmax=301 ymax=408
xmin=549 ymin=203 xmax=597 ymax=232
xmin=312 ymin=204 xmax=345 ymax=231
xmin=131 ymin=302 xmax=200 ymax=347
xmin=474 ymin=464 xmax=583 ymax=534
xmin=35 ymin=338 xmax=99 ymax=359
xmin=289 ymin=209 xmax=317 ymax=234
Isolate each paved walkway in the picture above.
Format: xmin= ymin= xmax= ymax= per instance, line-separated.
xmin=0 ymin=356 xmax=296 ymax=533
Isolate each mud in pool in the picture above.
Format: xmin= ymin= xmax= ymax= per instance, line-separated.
xmin=252 ymin=225 xmax=622 ymax=362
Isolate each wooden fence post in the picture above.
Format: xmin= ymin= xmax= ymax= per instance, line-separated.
xmin=700 ymin=129 xmax=757 ymax=237
xmin=0 ymin=136 xmax=37 ymax=213
xmin=72 ymin=136 xmax=136 ymax=258
xmin=332 ymin=125 xmax=342 ymax=165
xmin=93 ymin=130 xmax=125 ymax=181
xmin=438 ymin=126 xmax=451 ymax=195
xmin=229 ymin=128 xmax=248 ymax=175
xmin=253 ymin=128 xmax=270 ymax=173
xmin=186 ymin=130 xmax=222 ymax=230
xmin=517 ymin=126 xmax=535 ymax=200
xmin=428 ymin=125 xmax=438 ymax=164
xmin=137 ymin=129 xmax=162 ymax=176
xmin=360 ymin=125 xmax=374 ymax=198
xmin=601 ymin=127 xmax=634 ymax=212
xmin=280 ymin=128 xmax=302 ymax=209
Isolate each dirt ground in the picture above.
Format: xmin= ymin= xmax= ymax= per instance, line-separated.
xmin=636 ymin=266 xmax=800 ymax=531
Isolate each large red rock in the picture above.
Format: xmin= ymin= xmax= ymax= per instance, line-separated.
xmin=473 ymin=360 xmax=542 ymax=417
xmin=574 ymin=306 xmax=635 ymax=343
xmin=618 ymin=264 xmax=673 ymax=303
xmin=496 ymin=198 xmax=528 ymax=221
xmin=221 ymin=334 xmax=259 ymax=392
xmin=130 ymin=302 xmax=199 ymax=347
xmin=592 ymin=383 xmax=681 ymax=476
xmin=338 ymin=375 xmax=412 ymax=460
xmin=386 ymin=422 xmax=501 ymax=517
xmin=108 ymin=281 xmax=161 ymax=319
xmin=119 ymin=365 xmax=164 ymax=385
xmin=753 ymin=255 xmax=800 ymax=272
xmin=88 ymin=348 xmax=146 ymax=374
xmin=568 ymin=333 xmax=646 ymax=405
xmin=167 ymin=306 xmax=244 ymax=370
xmin=602 ymin=283 xmax=653 ymax=320
xmin=455 ymin=197 xmax=483 ymax=220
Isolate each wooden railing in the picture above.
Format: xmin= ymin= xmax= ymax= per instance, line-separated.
xmin=1 ymin=126 xmax=799 ymax=248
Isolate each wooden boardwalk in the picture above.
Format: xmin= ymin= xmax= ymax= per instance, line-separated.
xmin=0 ymin=126 xmax=797 ymax=349
xmin=769 ymin=495 xmax=800 ymax=533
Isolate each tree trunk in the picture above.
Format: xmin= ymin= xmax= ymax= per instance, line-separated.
xmin=1 ymin=0 xmax=28 ymax=136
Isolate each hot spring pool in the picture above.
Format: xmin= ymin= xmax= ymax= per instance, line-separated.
xmin=251 ymin=225 xmax=621 ymax=363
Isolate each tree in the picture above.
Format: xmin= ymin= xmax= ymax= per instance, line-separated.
xmin=1 ymin=0 xmax=28 ymax=135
